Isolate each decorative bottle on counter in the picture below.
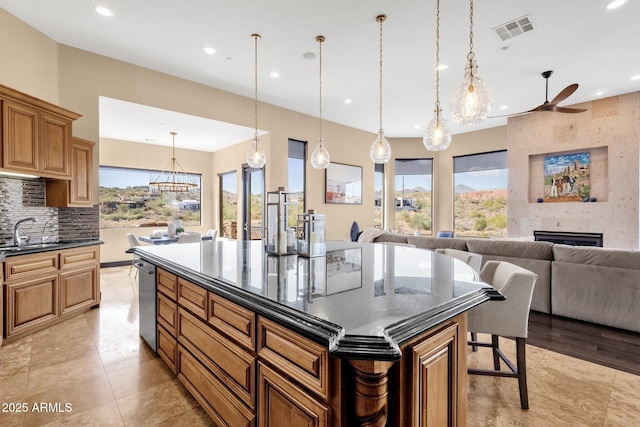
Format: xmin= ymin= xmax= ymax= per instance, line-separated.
xmin=297 ymin=209 xmax=326 ymax=257
xmin=265 ymin=186 xmax=298 ymax=255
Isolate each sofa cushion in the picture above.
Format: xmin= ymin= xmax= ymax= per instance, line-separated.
xmin=552 ymin=244 xmax=640 ymax=270
xmin=372 ymin=233 xmax=409 ymax=245
xmin=466 ymin=239 xmax=553 ymax=260
xmin=551 ymin=244 xmax=640 ymax=332
xmin=406 ymin=236 xmax=468 ymax=251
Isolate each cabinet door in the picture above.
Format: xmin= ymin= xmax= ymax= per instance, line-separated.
xmin=5 ymin=274 xmax=59 ymax=338
xmin=70 ymin=138 xmax=93 ymax=204
xmin=407 ymin=323 xmax=460 ymax=427
xmin=2 ymin=99 xmax=39 ymax=173
xmin=258 ymin=362 xmax=330 ymax=427
xmin=40 ymin=111 xmax=71 ymax=177
xmin=59 ymin=265 xmax=98 ymax=316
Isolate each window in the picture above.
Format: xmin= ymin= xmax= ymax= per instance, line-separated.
xmin=288 ymin=139 xmax=306 ymax=225
xmin=219 ymin=171 xmax=237 ymax=239
xmin=394 ymin=159 xmax=433 ymax=235
xmin=99 ymin=166 xmax=201 ymax=229
xmin=454 ymin=150 xmax=507 ymax=237
xmin=374 ymin=163 xmax=384 ymax=229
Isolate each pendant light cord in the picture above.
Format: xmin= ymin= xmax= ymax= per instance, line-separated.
xmin=318 ymin=36 xmax=324 ymax=139
xmin=467 ymin=0 xmax=475 ymax=75
xmin=377 ymin=15 xmax=385 ymax=134
xmin=253 ymin=34 xmax=260 ymax=144
xmin=435 ymin=0 xmax=441 ymax=114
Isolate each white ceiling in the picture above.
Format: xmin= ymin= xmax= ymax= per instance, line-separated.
xmin=1 ymin=0 xmax=639 ymax=152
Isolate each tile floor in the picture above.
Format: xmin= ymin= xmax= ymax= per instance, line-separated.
xmin=0 ymin=266 xmax=637 ymax=426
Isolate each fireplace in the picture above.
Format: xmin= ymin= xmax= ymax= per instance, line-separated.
xmin=533 ymin=230 xmax=603 ymax=247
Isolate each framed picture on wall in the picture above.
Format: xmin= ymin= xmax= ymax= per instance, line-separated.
xmin=325 ymin=162 xmax=362 ymax=204
xmin=543 ymin=151 xmax=590 ymax=202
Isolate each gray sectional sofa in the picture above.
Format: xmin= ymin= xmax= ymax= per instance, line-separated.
xmin=371 ymin=232 xmax=640 ymax=333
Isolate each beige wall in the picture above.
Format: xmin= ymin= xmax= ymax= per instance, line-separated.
xmin=507 ymin=92 xmax=640 ymax=249
xmin=0 ymin=9 xmax=59 ymax=102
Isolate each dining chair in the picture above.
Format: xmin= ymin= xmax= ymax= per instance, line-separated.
xmin=177 ymin=232 xmax=201 ymax=244
xmin=435 ymin=248 xmax=482 ymax=273
xmin=467 ymin=260 xmax=538 ymax=409
xmin=126 ymin=233 xmax=141 ymax=278
xmin=205 ymin=229 xmax=218 ymax=239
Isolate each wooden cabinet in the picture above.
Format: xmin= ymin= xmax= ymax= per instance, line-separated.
xmin=0 ymin=263 xmax=3 ymax=347
xmin=46 ymin=137 xmax=94 ymax=207
xmin=258 ymin=362 xmax=330 ymax=427
xmin=0 ymin=84 xmax=80 ymax=178
xmin=5 ymin=274 xmax=59 ymax=338
xmin=158 ymin=324 xmax=178 ymax=374
xmin=2 ymin=245 xmax=101 ymax=343
xmin=1 ymin=99 xmax=39 ymax=173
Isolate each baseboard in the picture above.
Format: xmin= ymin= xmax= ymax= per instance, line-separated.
xmin=100 ymin=260 xmax=131 ymax=268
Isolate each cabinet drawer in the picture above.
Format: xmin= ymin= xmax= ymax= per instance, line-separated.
xmin=209 ymin=293 xmax=255 ymax=351
xmin=178 ymin=278 xmax=207 ymax=320
xmin=257 ymin=316 xmax=329 ymax=399
xmin=157 ymin=292 xmax=177 ymax=336
xmin=4 ymin=251 xmax=58 ymax=281
xmin=178 ymin=308 xmax=256 ymax=408
xmin=59 ymin=246 xmax=98 ymax=269
xmin=178 ymin=344 xmax=255 ymax=427
xmin=158 ymin=324 xmax=177 ymax=374
xmin=157 ymin=268 xmax=177 ymax=300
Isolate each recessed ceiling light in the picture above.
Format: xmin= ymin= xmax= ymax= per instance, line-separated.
xmin=344 ymin=98 xmax=352 ymax=104
xmin=436 ymin=64 xmax=448 ymax=71
xmin=499 ymin=105 xmax=508 ymax=110
xmin=631 ymin=74 xmax=640 ymax=81
xmin=593 ymin=90 xmax=606 ymax=96
xmin=607 ymin=0 xmax=627 ymax=10
xmin=414 ymin=125 xmax=421 ymax=129
xmin=203 ymin=47 xmax=217 ymax=55
xmin=303 ymin=52 xmax=316 ymax=60
xmin=270 ymin=72 xmax=280 ymax=78
xmin=94 ymin=6 xmax=114 ymax=17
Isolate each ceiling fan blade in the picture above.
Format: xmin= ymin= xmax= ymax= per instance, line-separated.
xmin=553 ymin=106 xmax=588 ymax=113
xmin=550 ymin=83 xmax=579 ymax=105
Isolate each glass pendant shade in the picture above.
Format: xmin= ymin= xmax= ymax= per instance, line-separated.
xmin=311 ymin=137 xmax=330 ymax=169
xmin=423 ymin=110 xmax=452 ymax=151
xmin=370 ymin=130 xmax=392 ymax=164
xmin=247 ymin=139 xmax=266 ymax=168
xmin=450 ymin=60 xmax=492 ymax=125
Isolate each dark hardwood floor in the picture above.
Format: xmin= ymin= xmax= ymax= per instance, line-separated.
xmin=526 ymin=311 xmax=640 ymax=376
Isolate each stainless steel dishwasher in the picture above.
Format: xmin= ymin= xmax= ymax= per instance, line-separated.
xmin=135 ymin=260 xmax=157 ymax=351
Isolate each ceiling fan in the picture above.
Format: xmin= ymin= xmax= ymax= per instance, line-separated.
xmin=492 ymin=70 xmax=588 ymax=117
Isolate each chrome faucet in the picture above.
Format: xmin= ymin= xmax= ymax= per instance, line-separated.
xmin=13 ymin=217 xmax=36 ymax=246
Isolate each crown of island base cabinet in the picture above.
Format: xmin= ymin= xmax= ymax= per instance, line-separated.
xmin=135 ymin=241 xmax=498 ymax=427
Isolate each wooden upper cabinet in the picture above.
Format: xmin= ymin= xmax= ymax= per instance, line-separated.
xmin=46 ymin=137 xmax=94 ymax=207
xmin=0 ymin=84 xmax=81 ymax=178
xmin=40 ymin=111 xmax=71 ymax=177
xmin=2 ymin=99 xmax=39 ymax=173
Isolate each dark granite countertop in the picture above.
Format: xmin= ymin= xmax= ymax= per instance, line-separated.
xmin=0 ymin=240 xmax=103 ymax=257
xmin=131 ymin=240 xmax=501 ymax=360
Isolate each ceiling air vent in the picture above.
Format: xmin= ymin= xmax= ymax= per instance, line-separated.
xmin=493 ymin=15 xmax=535 ymax=41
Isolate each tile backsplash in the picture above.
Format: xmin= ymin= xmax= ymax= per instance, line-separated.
xmin=0 ymin=177 xmax=99 ymax=246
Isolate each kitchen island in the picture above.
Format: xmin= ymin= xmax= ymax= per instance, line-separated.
xmin=130 ymin=240 xmax=501 ymax=426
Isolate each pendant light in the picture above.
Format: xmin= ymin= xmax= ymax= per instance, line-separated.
xmin=311 ymin=35 xmax=330 ymax=169
xmin=247 ymin=33 xmax=266 ymax=168
xmin=424 ymin=0 xmax=452 ymax=151
xmin=450 ymin=0 xmax=492 ymax=125
xmin=370 ymin=14 xmax=392 ymax=164
xmin=149 ymin=132 xmax=197 ymax=193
